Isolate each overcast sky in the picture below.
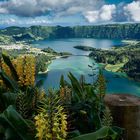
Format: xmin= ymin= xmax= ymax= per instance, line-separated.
xmin=0 ymin=0 xmax=140 ymax=27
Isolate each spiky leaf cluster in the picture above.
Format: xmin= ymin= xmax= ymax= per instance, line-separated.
xmin=60 ymin=86 xmax=72 ymax=104
xmin=96 ymin=70 xmax=106 ymax=98
xmin=16 ymin=88 xmax=45 ymax=119
xmin=16 ymin=91 xmax=29 ymax=118
xmin=102 ymin=107 xmax=113 ymax=127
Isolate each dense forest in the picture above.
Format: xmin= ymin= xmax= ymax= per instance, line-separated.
xmin=0 ymin=23 xmax=140 ymax=43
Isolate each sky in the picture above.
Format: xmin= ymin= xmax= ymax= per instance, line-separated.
xmin=0 ymin=0 xmax=140 ymax=27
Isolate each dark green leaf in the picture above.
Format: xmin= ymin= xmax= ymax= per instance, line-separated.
xmin=71 ymin=126 xmax=118 ymax=140
xmin=2 ymin=54 xmax=19 ymax=81
xmin=0 ymin=69 xmax=18 ymax=91
xmin=0 ymin=105 xmax=34 ymax=140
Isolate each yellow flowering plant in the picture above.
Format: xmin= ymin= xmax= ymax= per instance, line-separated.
xmin=0 ymin=53 xmax=36 ymax=89
xmin=35 ymin=90 xmax=67 ymax=140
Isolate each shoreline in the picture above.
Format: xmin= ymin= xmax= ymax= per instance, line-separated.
xmin=1 ymin=42 xmax=140 ymax=83
xmin=98 ymin=62 xmax=140 ymax=83
xmin=38 ymin=69 xmax=49 ymax=74
xmin=122 ymin=40 xmax=139 ymax=45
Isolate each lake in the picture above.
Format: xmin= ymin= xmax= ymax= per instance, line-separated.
xmin=32 ymin=38 xmax=140 ymax=96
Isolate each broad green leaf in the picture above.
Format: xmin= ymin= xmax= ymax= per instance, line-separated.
xmin=71 ymin=126 xmax=118 ymax=140
xmin=0 ymin=105 xmax=34 ymax=140
xmin=68 ymin=72 xmax=83 ymax=100
xmin=0 ymin=69 xmax=18 ymax=91
xmin=0 ymin=92 xmax=16 ymax=110
xmin=2 ymin=53 xmax=19 ymax=81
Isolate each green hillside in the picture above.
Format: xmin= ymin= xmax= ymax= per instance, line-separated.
xmin=0 ymin=23 xmax=140 ymax=43
xmin=89 ymin=43 xmax=140 ymax=81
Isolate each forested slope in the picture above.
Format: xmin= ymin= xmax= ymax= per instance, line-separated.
xmin=0 ymin=23 xmax=140 ymax=42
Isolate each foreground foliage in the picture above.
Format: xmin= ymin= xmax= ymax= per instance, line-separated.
xmin=71 ymin=126 xmax=118 ymax=140
xmin=35 ymin=90 xmax=67 ymax=140
xmin=0 ymin=53 xmax=122 ymax=140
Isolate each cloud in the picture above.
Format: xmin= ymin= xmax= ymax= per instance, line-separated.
xmin=0 ymin=0 xmax=140 ymax=26
xmin=124 ymin=1 xmax=140 ymax=22
xmin=84 ymin=11 xmax=99 ymax=23
xmin=0 ymin=0 xmax=50 ymax=17
xmin=0 ymin=0 xmax=104 ymax=17
xmin=0 ymin=15 xmax=52 ymax=26
xmin=100 ymin=4 xmax=116 ymax=20
xmin=84 ymin=4 xmax=116 ymax=23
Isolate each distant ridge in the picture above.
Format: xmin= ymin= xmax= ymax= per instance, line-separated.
xmin=0 ymin=23 xmax=140 ymax=40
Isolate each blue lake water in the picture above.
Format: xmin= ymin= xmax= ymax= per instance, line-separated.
xmin=32 ymin=38 xmax=140 ymax=96
xmin=32 ymin=38 xmax=124 ymax=55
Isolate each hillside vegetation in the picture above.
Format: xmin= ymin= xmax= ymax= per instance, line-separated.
xmin=0 ymin=35 xmax=15 ymax=44
xmin=89 ymin=43 xmax=140 ymax=81
xmin=0 ymin=24 xmax=140 ymax=43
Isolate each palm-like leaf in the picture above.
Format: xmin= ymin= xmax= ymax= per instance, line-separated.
xmin=68 ymin=72 xmax=83 ymax=101
xmin=0 ymin=69 xmax=18 ymax=91
xmin=0 ymin=92 xmax=16 ymax=112
xmin=71 ymin=126 xmax=118 ymax=140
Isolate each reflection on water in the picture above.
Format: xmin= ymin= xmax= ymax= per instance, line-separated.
xmin=37 ymin=56 xmax=98 ymax=90
xmin=32 ymin=38 xmax=124 ymax=55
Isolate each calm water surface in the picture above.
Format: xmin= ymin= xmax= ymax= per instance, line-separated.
xmin=32 ymin=38 xmax=124 ymax=55
xmin=32 ymin=38 xmax=140 ymax=96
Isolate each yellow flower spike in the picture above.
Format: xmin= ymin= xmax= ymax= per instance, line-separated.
xmin=35 ymin=91 xmax=68 ymax=140
xmin=13 ymin=55 xmax=36 ymax=87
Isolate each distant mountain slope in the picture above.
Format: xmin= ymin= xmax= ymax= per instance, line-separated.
xmin=13 ymin=33 xmax=35 ymax=41
xmin=0 ymin=23 xmax=140 ymax=41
